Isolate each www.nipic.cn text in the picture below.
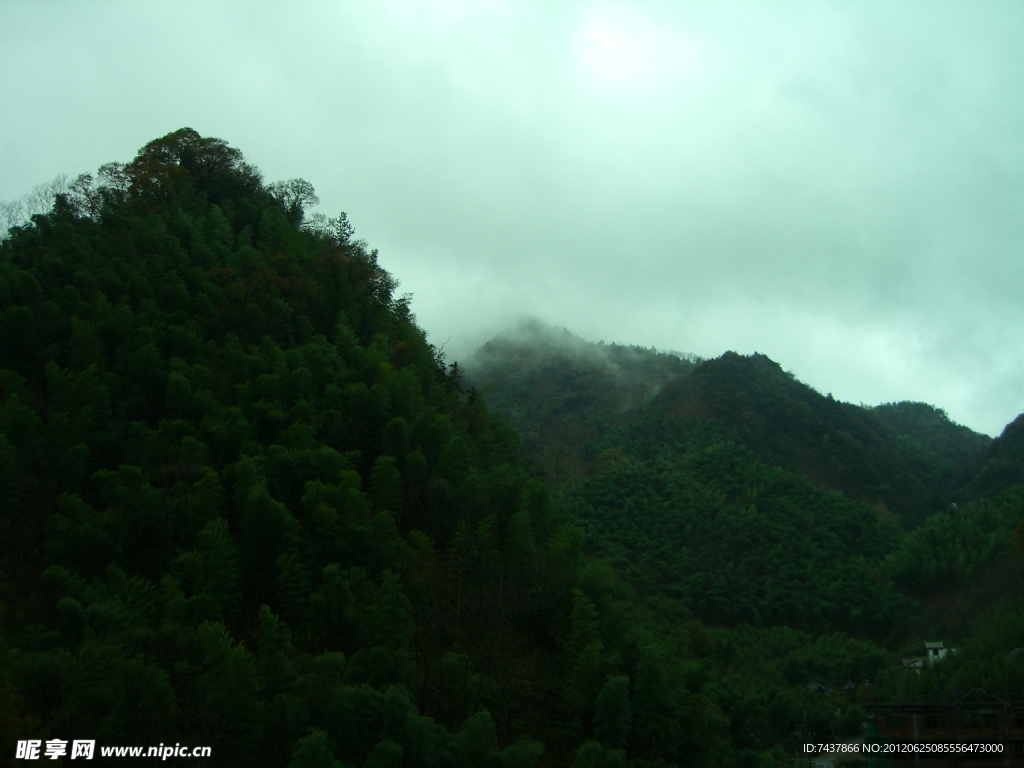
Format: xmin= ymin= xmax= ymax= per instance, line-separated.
xmin=15 ymin=740 xmax=212 ymax=760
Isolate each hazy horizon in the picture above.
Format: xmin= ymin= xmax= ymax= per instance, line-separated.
xmin=2 ymin=1 xmax=1021 ymax=436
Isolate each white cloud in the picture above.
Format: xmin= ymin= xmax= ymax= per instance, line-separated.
xmin=574 ymin=5 xmax=704 ymax=90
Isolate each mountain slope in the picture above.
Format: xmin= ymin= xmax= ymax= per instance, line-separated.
xmin=467 ymin=322 xmax=698 ymax=481
xmin=657 ymin=352 xmax=990 ymax=527
xmin=955 ymin=414 xmax=1024 ymax=502
xmin=467 ymin=323 xmax=1024 ymax=745
xmin=872 ymin=400 xmax=991 ymax=471
xmin=3 ymin=130 xmax=1019 ymax=768
xmin=0 ymin=130 xmax=592 ymax=767
xmin=467 ymin=327 xmax=991 ymax=527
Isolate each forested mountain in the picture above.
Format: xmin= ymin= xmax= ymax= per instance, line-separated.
xmin=0 ymin=129 xmax=591 ymax=767
xmin=468 ymin=327 xmax=991 ymax=528
xmin=1 ymin=130 xmax=1023 ymax=768
xmin=466 ymin=323 xmax=1024 ymax=751
xmin=872 ymin=401 xmax=991 ymax=475
xmin=954 ymin=414 xmax=1024 ymax=503
xmin=467 ymin=323 xmax=698 ymax=484
xmin=470 ymin=332 xmax=916 ymax=633
xmin=673 ymin=354 xmax=994 ymax=528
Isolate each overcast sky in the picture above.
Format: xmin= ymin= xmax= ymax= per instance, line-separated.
xmin=2 ymin=1 xmax=1022 ymax=436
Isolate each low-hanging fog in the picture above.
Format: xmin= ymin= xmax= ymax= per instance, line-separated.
xmin=1 ymin=1 xmax=1021 ymax=435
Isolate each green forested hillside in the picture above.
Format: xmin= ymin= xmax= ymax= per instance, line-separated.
xmin=646 ymin=352 xmax=990 ymax=529
xmin=563 ymin=414 xmax=909 ymax=635
xmin=0 ymin=129 xmax=626 ymax=767
xmin=1 ymin=130 xmax=1022 ymax=768
xmin=468 ymin=324 xmax=698 ymax=485
xmin=872 ymin=401 xmax=991 ymax=474
xmin=470 ymin=328 xmax=1022 ymax=632
xmin=955 ymin=414 xmax=1024 ymax=502
xmin=466 ymin=324 xmax=1024 ymax=756
xmin=468 ymin=329 xmax=991 ymax=528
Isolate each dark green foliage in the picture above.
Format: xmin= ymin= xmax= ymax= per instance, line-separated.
xmin=872 ymin=401 xmax=991 ymax=471
xmin=192 ymin=621 xmax=262 ymax=765
xmin=370 ymin=455 xmax=403 ymax=518
xmin=364 ymin=737 xmax=403 ymax=768
xmin=884 ymin=486 xmax=1024 ymax=593
xmin=567 ymin=417 xmax=909 ymax=635
xmin=956 ymin=414 xmax=1024 ymax=501
xmin=289 ymin=730 xmax=344 ymax=768
xmin=468 ymin=332 xmax=992 ymax=528
xmin=594 ymin=675 xmax=631 ymax=749
xmin=5 ymin=128 xmax=1021 ymax=768
xmin=870 ymin=601 xmax=1024 ymax=707
xmin=467 ymin=322 xmax=697 ymax=485
xmin=466 ymin=320 xmax=1024 ymax=764
xmin=664 ymin=353 xmax=987 ymax=528
xmin=178 ymin=517 xmax=241 ymax=623
xmin=0 ymin=130 xmax=598 ymax=765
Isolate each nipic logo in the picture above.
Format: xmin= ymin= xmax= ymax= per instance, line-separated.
xmin=15 ymin=739 xmax=95 ymax=760
xmin=15 ymin=740 xmax=211 ymax=760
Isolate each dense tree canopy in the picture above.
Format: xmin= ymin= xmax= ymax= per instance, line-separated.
xmin=2 ymin=129 xmax=1023 ymax=767
xmin=0 ymin=129 xmax=569 ymax=766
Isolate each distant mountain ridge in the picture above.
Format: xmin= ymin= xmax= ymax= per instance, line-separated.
xmin=655 ymin=351 xmax=990 ymax=527
xmin=956 ymin=413 xmax=1024 ymax=502
xmin=466 ymin=322 xmax=698 ymax=480
xmin=466 ymin=323 xmax=999 ymax=527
